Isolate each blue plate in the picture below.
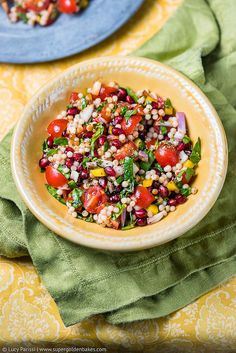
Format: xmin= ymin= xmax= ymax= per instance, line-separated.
xmin=0 ymin=0 xmax=144 ymax=63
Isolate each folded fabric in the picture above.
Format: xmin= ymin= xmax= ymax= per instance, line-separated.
xmin=0 ymin=0 xmax=236 ymax=326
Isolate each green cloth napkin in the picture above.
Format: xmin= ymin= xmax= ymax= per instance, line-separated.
xmin=1 ymin=0 xmax=236 ymax=326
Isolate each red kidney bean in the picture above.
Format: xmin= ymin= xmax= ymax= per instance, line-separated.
xmin=105 ymin=167 xmax=116 ymax=176
xmin=126 ymin=95 xmax=135 ymax=104
xmin=134 ymin=209 xmax=147 ymax=218
xmin=110 ymin=194 xmax=120 ymax=203
xmin=113 ymin=185 xmax=122 ymax=194
xmin=80 ymin=169 xmax=89 ymax=179
xmin=152 ymin=181 xmax=160 ymax=189
xmin=39 ymin=158 xmax=49 ymax=169
xmin=117 ymin=88 xmax=127 ymax=101
xmin=112 ymin=127 xmax=124 ymax=136
xmin=113 ymin=115 xmax=123 ymax=125
xmin=65 ymin=146 xmax=74 ymax=153
xmin=136 ymin=218 xmax=147 ymax=226
xmin=159 ymin=185 xmax=169 ymax=198
xmin=98 ymin=135 xmax=107 ymax=146
xmin=47 ymin=136 xmax=54 ymax=148
xmin=177 ymin=142 xmax=185 ymax=151
xmin=67 ymin=107 xmax=78 ymax=115
xmin=151 ymin=101 xmax=159 ymax=109
xmin=65 ymin=158 xmax=74 ymax=168
xmin=175 ymin=194 xmax=187 ymax=204
xmin=168 ymin=198 xmax=177 ymax=206
xmin=163 ymin=115 xmax=169 ymax=121
xmin=99 ymin=178 xmax=107 ymax=189
xmin=93 ymin=149 xmax=99 ymax=158
xmin=74 ymin=153 xmax=83 ymax=162
xmin=112 ymin=139 xmax=122 ymax=148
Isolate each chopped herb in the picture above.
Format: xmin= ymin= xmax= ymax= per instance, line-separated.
xmin=66 ymin=104 xmax=73 ymax=109
xmin=42 ymin=139 xmax=47 ymax=152
xmin=46 ymin=149 xmax=58 ymax=156
xmin=140 ymin=150 xmax=155 ymax=171
xmin=57 ymin=165 xmax=70 ymax=179
xmin=116 ymin=176 xmax=124 ymax=184
xmin=176 ymin=181 xmax=183 ymax=189
xmin=53 ymin=137 xmax=68 ymax=146
xmin=185 ymin=168 xmax=195 ymax=182
xmin=97 ymin=103 xmax=105 ymax=112
xmin=183 ymin=135 xmax=191 ymax=144
xmin=189 ymin=138 xmax=201 ymax=164
xmin=71 ymin=188 xmax=83 ymax=208
xmin=81 ymin=97 xmax=87 ymax=109
xmin=122 ymin=224 xmax=135 ymax=230
xmin=111 ymin=105 xmax=117 ymax=113
xmin=91 ymin=125 xmax=104 ymax=157
xmin=68 ymin=180 xmax=77 ymax=189
xmin=126 ymin=87 xmax=138 ymax=103
xmin=160 ymin=126 xmax=167 ymax=135
xmin=164 ymin=98 xmax=173 ymax=109
xmin=124 ymin=109 xmax=137 ymax=122
xmin=18 ymin=12 xmax=28 ymax=23
xmin=85 ymin=214 xmax=94 ymax=222
xmin=112 ymin=203 xmax=125 ymax=220
xmin=120 ymin=106 xmax=128 ymax=116
xmin=153 ymin=162 xmax=163 ymax=172
xmin=175 ymin=169 xmax=185 ymax=181
xmin=122 ymin=212 xmax=135 ymax=229
xmin=181 ymin=187 xmax=192 ymax=197
xmin=124 ymin=157 xmax=134 ymax=192
xmin=104 ymin=141 xmax=109 ymax=152
xmin=82 ymin=157 xmax=90 ymax=168
xmin=45 ymin=185 xmax=66 ymax=205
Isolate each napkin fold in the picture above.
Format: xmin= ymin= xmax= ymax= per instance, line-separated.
xmin=1 ymin=0 xmax=236 ymax=326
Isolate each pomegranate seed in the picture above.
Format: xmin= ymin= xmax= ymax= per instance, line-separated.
xmin=152 ymin=181 xmax=160 ymax=189
xmin=151 ymin=102 xmax=159 ymax=109
xmin=136 ymin=218 xmax=147 ymax=226
xmin=110 ymin=194 xmax=120 ymax=203
xmin=113 ymin=116 xmax=123 ymax=125
xmin=105 ymin=167 xmax=116 ymax=176
xmin=159 ymin=185 xmax=169 ymax=198
xmin=47 ymin=136 xmax=54 ymax=148
xmin=113 ymin=185 xmax=122 ymax=194
xmin=163 ymin=115 xmax=169 ymax=121
xmin=65 ymin=146 xmax=74 ymax=153
xmin=112 ymin=127 xmax=124 ymax=136
xmin=39 ymin=158 xmax=49 ymax=169
xmin=177 ymin=142 xmax=185 ymax=151
xmin=99 ymin=178 xmax=107 ymax=189
xmin=117 ymin=88 xmax=127 ymax=101
xmin=83 ymin=131 xmax=93 ymax=139
xmin=126 ymin=95 xmax=134 ymax=104
xmin=65 ymin=158 xmax=74 ymax=168
xmin=98 ymin=135 xmax=107 ymax=146
xmin=168 ymin=198 xmax=177 ymax=206
xmin=175 ymin=194 xmax=187 ymax=204
xmin=134 ymin=209 xmax=147 ymax=218
xmin=67 ymin=107 xmax=78 ymax=115
xmin=77 ymin=165 xmax=83 ymax=172
xmin=80 ymin=169 xmax=89 ymax=179
xmin=112 ymin=139 xmax=122 ymax=148
xmin=74 ymin=153 xmax=83 ymax=162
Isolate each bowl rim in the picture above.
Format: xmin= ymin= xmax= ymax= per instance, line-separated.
xmin=11 ymin=56 xmax=228 ymax=251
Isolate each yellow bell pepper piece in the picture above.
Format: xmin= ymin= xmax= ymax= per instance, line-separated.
xmin=164 ymin=107 xmax=173 ymax=115
xmin=91 ymin=168 xmax=106 ymax=177
xmin=147 ymin=204 xmax=158 ymax=215
xmin=183 ymin=160 xmax=195 ymax=169
xmin=145 ymin=95 xmax=156 ymax=103
xmin=143 ymin=179 xmax=153 ymax=187
xmin=167 ymin=181 xmax=178 ymax=191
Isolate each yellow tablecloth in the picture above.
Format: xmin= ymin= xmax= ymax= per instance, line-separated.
xmin=0 ymin=0 xmax=236 ymax=351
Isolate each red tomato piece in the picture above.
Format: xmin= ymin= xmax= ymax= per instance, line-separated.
xmin=134 ymin=186 xmax=155 ymax=208
xmin=155 ymin=143 xmax=179 ymax=167
xmin=121 ymin=115 xmax=142 ymax=136
xmin=70 ymin=92 xmax=78 ymax=102
xmin=57 ymin=0 xmax=78 ymax=13
xmin=24 ymin=0 xmax=49 ymax=11
xmin=115 ymin=141 xmax=137 ymax=160
xmin=146 ymin=138 xmax=157 ymax=150
xmin=82 ymin=186 xmax=108 ymax=214
xmin=99 ymin=86 xmax=117 ymax=101
xmin=100 ymin=104 xmax=112 ymax=123
xmin=47 ymin=119 xmax=68 ymax=138
xmin=45 ymin=166 xmax=67 ymax=188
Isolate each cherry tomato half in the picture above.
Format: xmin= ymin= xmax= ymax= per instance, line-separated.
xmin=82 ymin=186 xmax=108 ymax=214
xmin=121 ymin=115 xmax=142 ymax=136
xmin=99 ymin=86 xmax=117 ymax=101
xmin=115 ymin=141 xmax=137 ymax=160
xmin=146 ymin=138 xmax=157 ymax=150
xmin=57 ymin=0 xmax=78 ymax=13
xmin=47 ymin=119 xmax=68 ymax=138
xmin=155 ymin=143 xmax=179 ymax=167
xmin=24 ymin=0 xmax=50 ymax=12
xmin=134 ymin=186 xmax=155 ymax=208
xmin=45 ymin=166 xmax=67 ymax=188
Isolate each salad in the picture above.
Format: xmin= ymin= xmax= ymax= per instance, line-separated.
xmin=39 ymin=81 xmax=201 ymax=230
xmin=1 ymin=0 xmax=88 ymax=26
